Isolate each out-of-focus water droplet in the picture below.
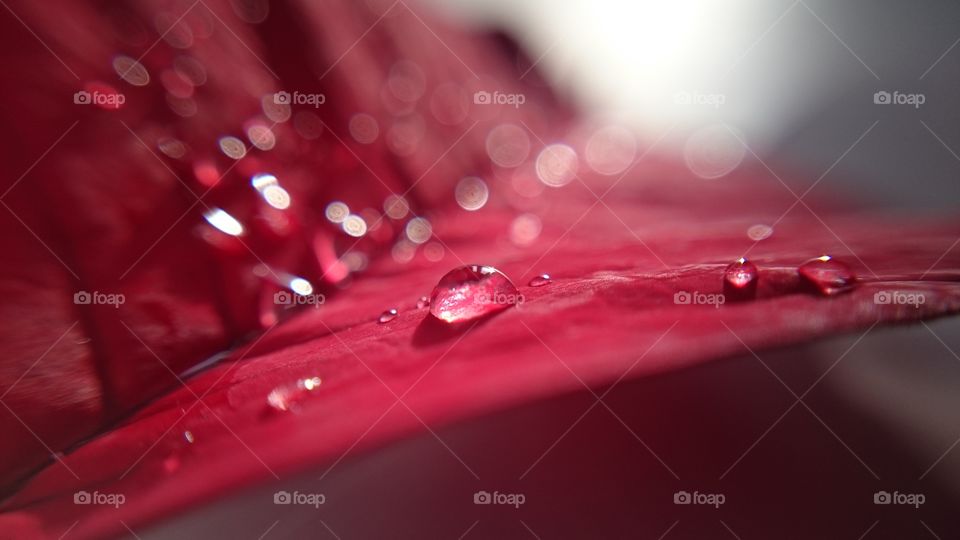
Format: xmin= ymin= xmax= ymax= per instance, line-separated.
xmin=157 ymin=137 xmax=187 ymax=159
xmin=342 ymin=214 xmax=368 ymax=237
xmin=405 ymin=217 xmax=432 ymax=244
xmin=509 ymin=213 xmax=542 ymax=246
xmin=429 ymin=82 xmax=469 ymax=126
xmin=163 ymin=455 xmax=180 ymax=473
xmin=183 ymin=430 xmax=195 ymax=444
xmin=349 ymin=113 xmax=379 ymax=144
xmin=585 ymin=125 xmax=636 ymax=175
xmin=747 ymin=224 xmax=773 ymax=241
xmin=231 ymin=0 xmax=270 ymax=23
xmin=384 ymin=194 xmax=410 ymax=219
xmin=388 ymin=60 xmax=426 ymax=103
xmin=455 ymin=176 xmax=489 ymax=211
xmin=798 ymin=255 xmax=856 ymax=296
xmin=246 ymin=124 xmax=276 ymax=151
xmin=112 ymin=55 xmax=150 ymax=86
xmin=378 ymin=308 xmax=398 ymax=323
xmin=218 ymin=136 xmax=247 ymax=160
xmin=723 ymin=258 xmax=758 ymax=299
xmin=416 ymin=296 xmax=430 ymax=309
xmin=423 ymin=242 xmax=445 ymax=262
xmin=173 ymin=55 xmax=207 ymax=86
xmin=267 ymin=377 xmax=322 ymax=412
xmin=684 ymin=124 xmax=746 ymax=180
xmin=536 ymin=144 xmax=579 ymax=187
xmin=528 ymin=274 xmax=551 ymax=287
xmin=392 ymin=239 xmax=417 ymax=263
xmin=325 ymin=201 xmax=350 ymax=224
xmin=429 ymin=265 xmax=520 ymax=323
xmin=203 ymin=208 xmax=244 ymax=236
xmin=486 ymin=124 xmax=531 ymax=168
xmin=262 ymin=94 xmax=291 ymax=122
xmin=294 ymin=111 xmax=324 ymax=139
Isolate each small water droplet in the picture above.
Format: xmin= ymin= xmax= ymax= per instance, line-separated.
xmin=378 ymin=308 xmax=398 ymax=323
xmin=723 ymin=258 xmax=758 ymax=300
xmin=416 ymin=296 xmax=430 ymax=309
xmin=798 ymin=255 xmax=856 ymax=296
xmin=528 ymin=274 xmax=552 ymax=287
xmin=429 ymin=265 xmax=520 ymax=323
xmin=267 ymin=377 xmax=322 ymax=412
xmin=183 ymin=430 xmax=195 ymax=444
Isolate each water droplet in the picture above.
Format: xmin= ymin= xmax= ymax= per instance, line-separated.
xmin=203 ymin=208 xmax=244 ymax=236
xmin=509 ymin=213 xmax=542 ymax=246
xmin=267 ymin=377 xmax=322 ymax=412
xmin=325 ymin=201 xmax=350 ymax=224
xmin=349 ymin=113 xmax=379 ymax=144
xmin=455 ymin=176 xmax=489 ymax=211
xmin=585 ymin=125 xmax=636 ymax=175
xmin=183 ymin=430 xmax=195 ymax=444
xmin=798 ymin=256 xmax=856 ymax=296
xmin=684 ymin=124 xmax=745 ymax=179
xmin=747 ymin=224 xmax=773 ymax=241
xmin=429 ymin=265 xmax=520 ymax=323
xmin=485 ymin=124 xmax=530 ymax=168
xmin=723 ymin=258 xmax=758 ymax=299
xmin=378 ymin=308 xmax=398 ymax=323
xmin=218 ymin=136 xmax=247 ymax=160
xmin=536 ymin=144 xmax=579 ymax=187
xmin=405 ymin=217 xmax=432 ymax=244
xmin=416 ymin=296 xmax=430 ymax=309
xmin=384 ymin=194 xmax=410 ymax=219
xmin=528 ymin=274 xmax=552 ymax=287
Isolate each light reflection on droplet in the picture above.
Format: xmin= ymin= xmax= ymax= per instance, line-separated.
xmin=267 ymin=377 xmax=322 ymax=412
xmin=684 ymin=125 xmax=746 ymax=180
xmin=183 ymin=430 xmax=195 ymax=444
xmin=378 ymin=308 xmax=398 ymax=324
xmin=157 ymin=137 xmax=187 ymax=159
xmin=536 ymin=144 xmax=579 ymax=187
xmin=416 ymin=296 xmax=430 ymax=309
xmin=405 ymin=217 xmax=432 ymax=244
xmin=246 ymin=124 xmax=276 ymax=151
xmin=349 ymin=113 xmax=379 ymax=144
xmin=585 ymin=125 xmax=636 ymax=175
xmin=218 ymin=136 xmax=247 ymax=160
xmin=250 ymin=173 xmax=278 ymax=191
xmin=383 ymin=194 xmax=409 ymax=219
xmin=747 ymin=224 xmax=773 ymax=241
xmin=342 ymin=214 xmax=368 ymax=237
xmin=485 ymin=124 xmax=530 ymax=168
xmin=289 ymin=277 xmax=313 ymax=296
xmin=509 ymin=213 xmax=542 ymax=246
xmin=203 ymin=208 xmax=244 ymax=236
xmin=325 ymin=201 xmax=349 ymax=224
xmin=455 ymin=176 xmax=489 ymax=211
xmin=112 ymin=55 xmax=150 ymax=86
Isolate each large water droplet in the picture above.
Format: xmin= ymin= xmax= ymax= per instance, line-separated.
xmin=429 ymin=265 xmax=520 ymax=323
xmin=723 ymin=258 xmax=758 ymax=299
xmin=528 ymin=274 xmax=552 ymax=287
xmin=266 ymin=377 xmax=322 ymax=412
xmin=378 ymin=308 xmax=398 ymax=323
xmin=798 ymin=255 xmax=856 ymax=296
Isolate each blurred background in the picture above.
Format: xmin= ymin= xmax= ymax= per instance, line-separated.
xmin=424 ymin=0 xmax=960 ymax=209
